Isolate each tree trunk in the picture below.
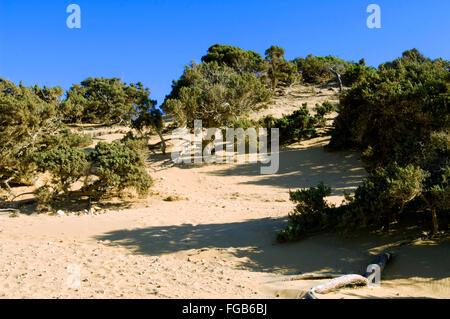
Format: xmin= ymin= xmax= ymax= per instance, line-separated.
xmin=329 ymin=68 xmax=343 ymax=92
xmin=431 ymin=208 xmax=439 ymax=235
xmin=156 ymin=129 xmax=167 ymax=155
xmin=421 ymin=194 xmax=439 ymax=235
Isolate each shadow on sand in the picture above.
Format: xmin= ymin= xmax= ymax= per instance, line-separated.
xmin=208 ymin=144 xmax=367 ymax=196
xmin=95 ymin=215 xmax=450 ymax=282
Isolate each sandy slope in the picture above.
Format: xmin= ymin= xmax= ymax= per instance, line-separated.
xmin=1 ymin=85 xmax=449 ymax=299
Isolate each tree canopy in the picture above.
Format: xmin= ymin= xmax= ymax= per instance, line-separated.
xmin=201 ymin=44 xmax=265 ymax=74
xmin=62 ymin=77 xmax=153 ymax=125
xmin=163 ymin=61 xmax=271 ymax=127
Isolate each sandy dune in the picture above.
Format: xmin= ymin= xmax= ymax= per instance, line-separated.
xmin=1 ymin=85 xmax=449 ymax=299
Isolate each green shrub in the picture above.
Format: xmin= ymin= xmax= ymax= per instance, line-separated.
xmin=32 ymin=139 xmax=152 ymax=208
xmin=269 ymin=104 xmax=319 ymax=145
xmin=163 ymin=61 xmax=271 ymax=127
xmin=231 ymin=104 xmax=320 ymax=146
xmin=263 ymin=46 xmax=298 ymax=90
xmin=0 ymin=79 xmax=62 ymax=185
xmin=277 ymin=182 xmax=332 ymax=243
xmin=86 ymin=140 xmax=153 ymax=198
xmin=279 ymin=164 xmax=435 ymax=243
xmin=341 ymin=59 xmax=376 ymax=86
xmin=339 ymin=164 xmax=429 ymax=230
xmin=201 ymin=44 xmax=265 ymax=74
xmin=39 ymin=129 xmax=92 ymax=150
xmin=34 ymin=145 xmax=89 ymax=193
xmin=292 ymin=55 xmax=351 ymax=84
xmin=63 ymin=78 xmax=155 ymax=125
xmin=328 ymin=49 xmax=449 ymax=169
xmin=314 ymin=101 xmax=336 ymax=127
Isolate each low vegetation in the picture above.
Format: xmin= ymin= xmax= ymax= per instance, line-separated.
xmin=1 ymin=45 xmax=447 ymax=243
xmin=280 ymin=49 xmax=449 ymax=241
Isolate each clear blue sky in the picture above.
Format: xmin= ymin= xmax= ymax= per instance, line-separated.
xmin=1 ymin=0 xmax=449 ymax=105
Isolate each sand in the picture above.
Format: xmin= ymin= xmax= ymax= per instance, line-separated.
xmin=1 ymin=85 xmax=449 ymax=299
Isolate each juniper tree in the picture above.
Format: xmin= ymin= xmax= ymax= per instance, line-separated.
xmin=163 ymin=61 xmax=271 ymax=127
xmin=63 ymin=78 xmax=153 ymax=125
xmin=264 ymin=46 xmax=297 ymax=90
xmin=201 ymin=44 xmax=265 ymax=74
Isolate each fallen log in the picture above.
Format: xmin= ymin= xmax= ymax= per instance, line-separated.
xmin=303 ymin=252 xmax=392 ymax=299
xmin=282 ymin=273 xmax=344 ymax=282
xmin=363 ymin=252 xmax=392 ymax=283
xmin=310 ymin=274 xmax=368 ymax=295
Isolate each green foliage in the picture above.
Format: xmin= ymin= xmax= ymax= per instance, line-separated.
xmin=32 ymin=138 xmax=152 ymax=207
xmin=87 ymin=140 xmax=152 ymax=197
xmin=279 ymin=164 xmax=433 ymax=242
xmin=328 ymin=49 xmax=449 ymax=169
xmin=231 ymin=103 xmax=320 ymax=146
xmin=131 ymin=93 xmax=166 ymax=153
xmin=292 ymin=54 xmax=351 ymax=84
xmin=201 ymin=44 xmax=265 ymax=74
xmin=35 ymin=185 xmax=56 ymax=211
xmin=39 ymin=129 xmax=92 ymax=150
xmin=0 ymin=76 xmax=157 ymax=208
xmin=163 ymin=61 xmax=271 ymax=127
xmin=264 ymin=104 xmax=319 ymax=145
xmin=63 ymin=78 xmax=154 ymax=125
xmin=339 ymin=164 xmax=429 ymax=230
xmin=277 ymin=182 xmax=332 ymax=243
xmin=314 ymin=101 xmax=336 ymax=126
xmin=34 ymin=145 xmax=89 ymax=193
xmin=341 ymin=59 xmax=376 ymax=86
xmin=279 ymin=50 xmax=450 ymax=241
xmin=264 ymin=46 xmax=298 ymax=90
xmin=0 ymin=79 xmax=62 ymax=184
xmin=327 ymin=50 xmax=449 ymax=232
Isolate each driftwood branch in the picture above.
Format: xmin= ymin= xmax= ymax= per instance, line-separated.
xmin=280 ymin=273 xmax=344 ymax=282
xmin=309 ymin=274 xmax=369 ymax=295
xmin=302 ymin=252 xmax=392 ymax=299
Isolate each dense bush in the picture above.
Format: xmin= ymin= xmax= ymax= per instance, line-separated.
xmin=201 ymin=44 xmax=265 ymax=74
xmin=341 ymin=58 xmax=376 ymax=86
xmin=0 ymin=78 xmax=154 ymax=208
xmin=279 ymin=164 xmax=435 ymax=242
xmin=39 ymin=129 xmax=93 ymax=150
xmin=328 ymin=49 xmax=449 ymax=166
xmin=292 ymin=55 xmax=351 ymax=85
xmin=280 ymin=49 xmax=449 ymax=242
xmin=34 ymin=138 xmax=152 ymax=207
xmin=163 ymin=44 xmax=309 ymax=128
xmin=231 ymin=103 xmax=321 ymax=146
xmin=277 ymin=182 xmax=333 ymax=243
xmin=314 ymin=101 xmax=336 ymax=127
xmin=0 ymin=79 xmax=63 ymax=185
xmin=340 ymin=164 xmax=429 ymax=230
xmin=62 ymin=78 xmax=154 ymax=125
xmin=263 ymin=104 xmax=319 ymax=145
xmin=263 ymin=46 xmax=298 ymax=90
xmin=163 ymin=61 xmax=272 ymax=127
